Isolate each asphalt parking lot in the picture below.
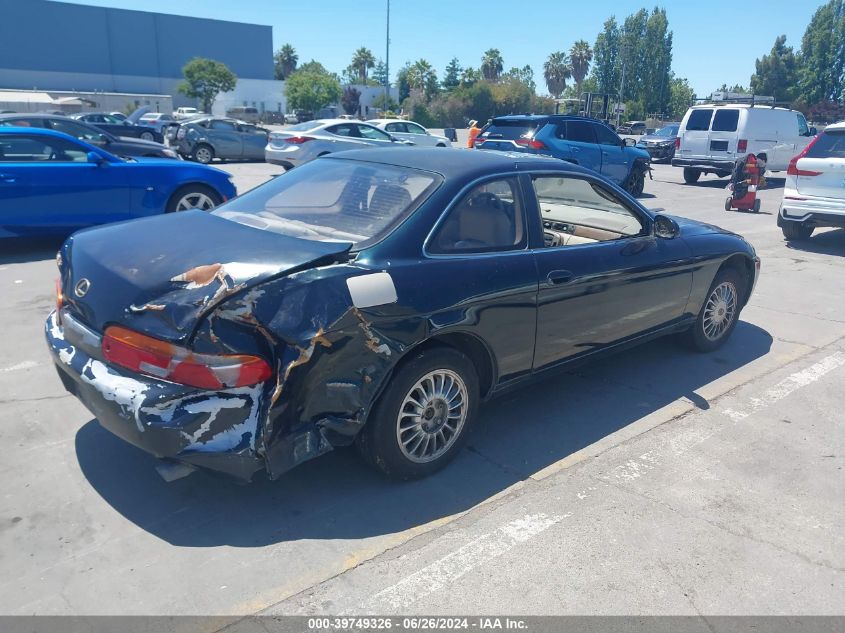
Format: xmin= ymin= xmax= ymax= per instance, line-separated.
xmin=0 ymin=156 xmax=842 ymax=619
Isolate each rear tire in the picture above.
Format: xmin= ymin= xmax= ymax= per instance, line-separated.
xmin=753 ymin=199 xmax=761 ymax=213
xmin=357 ymin=347 xmax=479 ymax=480
xmin=725 ymin=198 xmax=733 ymax=211
xmin=781 ymin=221 xmax=814 ymax=241
xmin=165 ymin=184 xmax=221 ymax=213
xmin=683 ymin=168 xmax=701 ymax=184
xmin=684 ymin=267 xmax=745 ymax=352
xmin=193 ymin=143 xmax=214 ymax=164
xmin=625 ymin=165 xmax=646 ymax=197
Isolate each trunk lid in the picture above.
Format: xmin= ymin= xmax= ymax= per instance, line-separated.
xmin=61 ymin=211 xmax=351 ymax=341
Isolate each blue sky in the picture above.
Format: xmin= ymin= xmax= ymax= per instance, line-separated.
xmin=59 ymin=0 xmax=822 ymax=96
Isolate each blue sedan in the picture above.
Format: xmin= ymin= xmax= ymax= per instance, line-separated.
xmin=0 ymin=127 xmax=236 ymax=238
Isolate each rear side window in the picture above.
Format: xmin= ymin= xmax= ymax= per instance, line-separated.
xmin=805 ymin=131 xmax=845 ymax=159
xmin=556 ymin=121 xmax=595 ymax=143
xmin=686 ymin=109 xmax=713 ymax=131
xmin=479 ymin=120 xmax=540 ymax=141
xmin=712 ymin=109 xmax=739 ymax=132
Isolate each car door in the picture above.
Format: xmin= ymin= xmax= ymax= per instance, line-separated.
xmin=592 ymin=122 xmax=628 ymax=184
xmin=527 ymin=172 xmax=693 ymax=369
xmin=548 ymin=120 xmax=602 ymax=173
xmin=0 ymin=133 xmax=130 ymax=234
xmin=355 ymin=123 xmax=401 ymax=147
xmin=385 ymin=121 xmax=412 ymax=143
xmin=208 ymin=119 xmax=243 ymax=158
xmin=424 ymin=176 xmax=538 ymax=383
xmin=678 ymin=108 xmax=714 ymax=161
xmin=403 ymin=121 xmax=438 ymax=147
xmin=238 ymin=123 xmax=269 ymax=159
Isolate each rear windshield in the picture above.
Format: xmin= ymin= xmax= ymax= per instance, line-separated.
xmin=805 ymin=130 xmax=845 ymax=159
xmin=213 ymin=158 xmax=441 ymax=247
xmin=712 ymin=109 xmax=740 ymax=132
xmin=478 ymin=120 xmax=540 ymax=141
xmin=686 ymin=109 xmax=713 ymax=131
xmin=287 ymin=121 xmax=322 ymax=132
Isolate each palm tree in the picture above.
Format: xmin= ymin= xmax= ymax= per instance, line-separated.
xmin=543 ymin=51 xmax=572 ymax=98
xmin=274 ymin=44 xmax=298 ymax=80
xmin=569 ymin=40 xmax=593 ymax=94
xmin=480 ymin=49 xmax=504 ymax=82
xmin=407 ymin=59 xmax=436 ymax=92
xmin=350 ymin=47 xmax=376 ymax=83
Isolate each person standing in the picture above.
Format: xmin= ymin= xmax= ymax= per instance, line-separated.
xmin=467 ymin=120 xmax=481 ymax=148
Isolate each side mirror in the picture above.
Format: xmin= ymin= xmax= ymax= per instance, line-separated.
xmin=653 ymin=214 xmax=679 ymax=239
xmin=809 ymin=126 xmax=818 ymax=136
xmin=624 ymin=137 xmax=637 ymax=147
xmin=87 ymin=151 xmax=105 ymax=165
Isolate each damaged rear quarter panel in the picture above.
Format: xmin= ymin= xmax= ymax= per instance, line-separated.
xmin=194 ymin=263 xmax=427 ymax=478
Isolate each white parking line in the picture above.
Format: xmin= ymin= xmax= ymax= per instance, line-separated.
xmin=0 ymin=360 xmax=39 ymax=372
xmin=723 ymin=351 xmax=845 ymax=421
xmin=361 ymin=513 xmax=566 ymax=611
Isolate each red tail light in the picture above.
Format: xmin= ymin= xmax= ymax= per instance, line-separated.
xmin=674 ymin=137 xmax=680 ymax=150
xmin=787 ymin=134 xmax=823 ymax=177
xmin=102 ymin=326 xmax=272 ymax=390
xmin=515 ymin=138 xmax=547 ymax=150
xmin=737 ymin=139 xmax=748 ymax=152
xmin=284 ymin=136 xmax=314 ymax=144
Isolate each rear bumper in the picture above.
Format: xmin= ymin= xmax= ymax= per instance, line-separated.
xmin=265 ymin=145 xmax=306 ymax=168
xmin=45 ymin=310 xmax=265 ymax=480
xmin=778 ymin=204 xmax=845 ymax=228
xmin=672 ymin=157 xmax=734 ymax=172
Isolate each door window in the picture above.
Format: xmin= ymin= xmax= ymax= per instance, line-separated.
xmin=797 ymin=113 xmax=810 ymax=136
xmin=712 ymin=109 xmax=739 ymax=132
xmin=385 ymin=122 xmax=406 ymax=133
xmin=327 ymin=124 xmax=359 ymax=137
xmin=405 ymin=122 xmax=427 ymax=135
xmin=593 ymin=123 xmax=621 ymax=146
xmin=49 ymin=119 xmax=108 ymax=144
xmin=0 ymin=118 xmax=44 ymax=128
xmin=0 ymin=134 xmax=88 ymax=162
xmin=429 ymin=178 xmax=526 ymax=254
xmin=210 ymin=120 xmax=237 ymax=131
xmin=532 ymin=175 xmax=644 ymax=247
xmin=357 ymin=124 xmax=392 ymax=141
xmin=556 ymin=120 xmax=595 ymax=143
xmin=686 ymin=109 xmax=713 ymax=131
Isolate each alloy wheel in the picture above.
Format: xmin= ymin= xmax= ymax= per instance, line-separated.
xmin=175 ymin=192 xmax=215 ymax=211
xmin=702 ymin=281 xmax=737 ymax=341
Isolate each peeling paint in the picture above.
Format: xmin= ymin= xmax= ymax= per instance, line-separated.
xmin=352 ymin=308 xmax=392 ymax=356
xmin=79 ymin=359 xmax=150 ymax=433
xmin=128 ymin=303 xmax=167 ymax=313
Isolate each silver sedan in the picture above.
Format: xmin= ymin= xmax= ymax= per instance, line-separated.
xmin=265 ymin=119 xmax=411 ymax=168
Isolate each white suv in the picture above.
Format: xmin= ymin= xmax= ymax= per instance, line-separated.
xmin=777 ymin=120 xmax=845 ymax=240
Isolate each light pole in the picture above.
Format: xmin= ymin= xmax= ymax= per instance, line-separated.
xmin=617 ymin=42 xmax=631 ymax=128
xmin=384 ymin=0 xmax=390 ymax=110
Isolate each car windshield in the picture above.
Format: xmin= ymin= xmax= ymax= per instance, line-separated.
xmin=653 ymin=125 xmax=679 ymax=137
xmin=213 ymin=158 xmax=441 ymax=247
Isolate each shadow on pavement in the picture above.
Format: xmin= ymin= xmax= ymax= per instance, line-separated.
xmin=75 ymin=321 xmax=772 ymax=548
xmin=0 ymin=237 xmax=66 ymax=265
xmin=785 ymin=228 xmax=845 ymax=257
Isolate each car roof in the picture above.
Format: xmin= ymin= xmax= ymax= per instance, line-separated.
xmin=326 ymin=147 xmax=595 ymax=180
xmin=0 ymin=126 xmax=96 ymax=143
xmin=310 ymin=118 xmax=380 ymax=127
xmin=490 ymin=114 xmax=615 ymax=126
xmin=824 ymin=120 xmax=845 ymax=131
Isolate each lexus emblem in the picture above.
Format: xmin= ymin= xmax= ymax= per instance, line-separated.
xmin=74 ymin=278 xmax=91 ymax=298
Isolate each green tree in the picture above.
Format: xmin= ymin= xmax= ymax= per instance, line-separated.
xmin=543 ymin=51 xmax=571 ymax=98
xmin=668 ymin=76 xmax=695 ymax=119
xmin=372 ymin=59 xmax=389 ymax=86
xmin=591 ymin=17 xmax=620 ymax=96
xmin=462 ymin=81 xmax=496 ymax=123
xmin=350 ymin=47 xmax=376 ymax=83
xmin=717 ymin=83 xmax=748 ymax=93
xmin=178 ymin=58 xmax=237 ymax=113
xmin=273 ymin=44 xmax=298 ymax=80
xmin=396 ymin=63 xmax=412 ymax=102
xmin=569 ymin=40 xmax=593 ymax=95
xmin=372 ymin=92 xmax=399 ymax=113
xmin=285 ymin=66 xmax=342 ymax=113
xmin=341 ymin=86 xmax=361 ymax=115
xmin=298 ymin=60 xmax=333 ymax=75
xmin=480 ymin=49 xmax=504 ymax=82
xmin=750 ymin=35 xmax=800 ymax=101
xmin=460 ymin=66 xmax=482 ymax=85
xmin=443 ymin=57 xmax=462 ymax=91
xmin=799 ymin=0 xmax=845 ymax=104
xmin=492 ymin=78 xmax=534 ymax=115
xmin=407 ymin=59 xmax=438 ymax=98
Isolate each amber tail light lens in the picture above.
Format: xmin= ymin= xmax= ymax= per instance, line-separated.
xmin=102 ymin=325 xmax=271 ymax=390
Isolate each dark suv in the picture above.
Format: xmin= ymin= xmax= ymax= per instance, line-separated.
xmin=475 ymin=115 xmax=651 ymax=196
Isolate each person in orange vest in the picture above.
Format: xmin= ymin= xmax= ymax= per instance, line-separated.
xmin=467 ymin=120 xmax=481 ymax=148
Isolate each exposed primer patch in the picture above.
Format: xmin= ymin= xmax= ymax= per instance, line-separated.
xmin=170 ymin=263 xmax=223 ymax=288
xmin=183 ymin=385 xmax=263 ymax=452
xmin=128 ymin=303 xmax=167 ymax=313
xmin=352 ymin=307 xmax=391 ymax=356
xmin=58 ymin=347 xmax=76 ymax=365
xmin=79 ymin=359 xmax=150 ymax=433
xmin=179 ymin=396 xmax=251 ymax=444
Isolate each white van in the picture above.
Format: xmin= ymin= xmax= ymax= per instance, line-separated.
xmin=672 ymin=104 xmax=817 ymax=183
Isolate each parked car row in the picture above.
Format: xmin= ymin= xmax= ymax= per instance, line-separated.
xmin=73 ymin=111 xmax=163 ymax=143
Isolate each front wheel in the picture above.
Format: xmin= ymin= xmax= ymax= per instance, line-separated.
xmin=725 ymin=197 xmax=733 ymax=211
xmin=625 ymin=165 xmax=646 ymax=197
xmin=193 ymin=144 xmax=214 ymax=164
xmin=139 ymin=131 xmax=155 ymax=141
xmin=683 ymin=168 xmax=701 ymax=184
xmin=781 ymin=220 xmax=814 ymax=241
xmin=166 ymin=184 xmax=221 ymax=213
xmin=753 ymin=199 xmax=761 ymax=213
xmin=357 ymin=347 xmax=479 ymax=480
xmin=685 ymin=268 xmax=745 ymax=352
